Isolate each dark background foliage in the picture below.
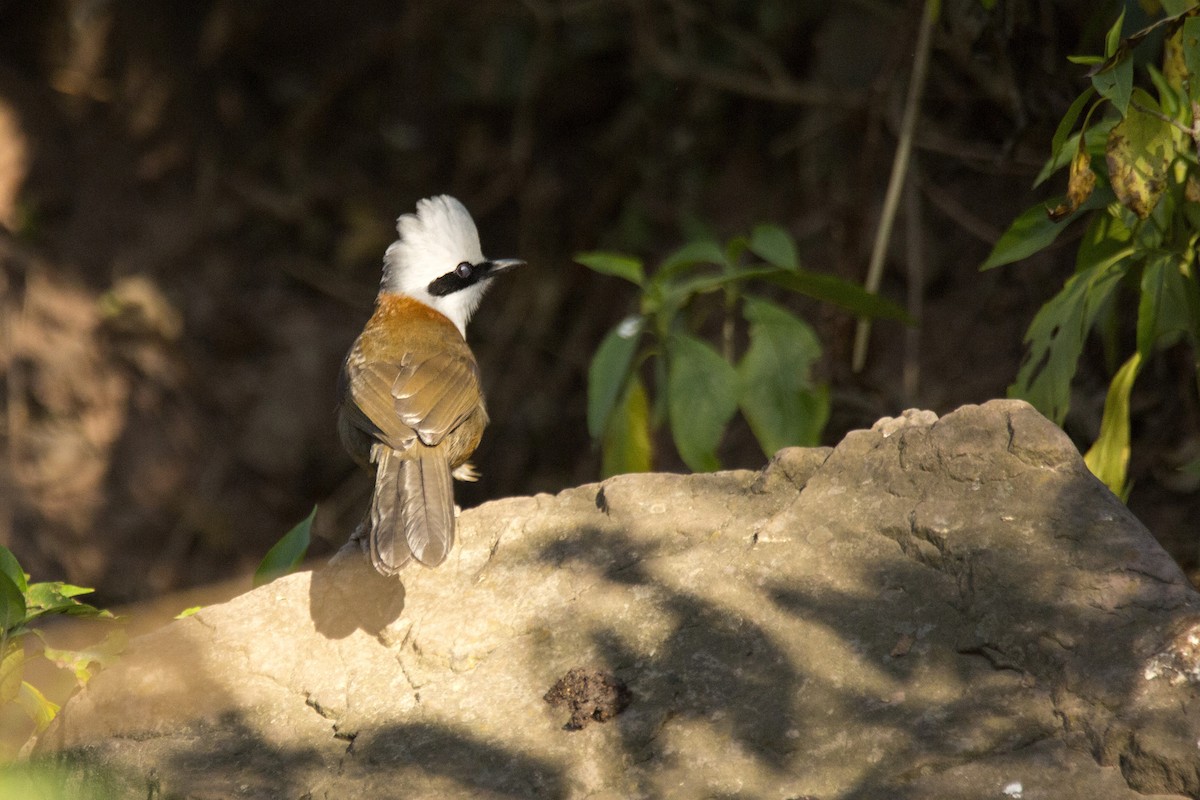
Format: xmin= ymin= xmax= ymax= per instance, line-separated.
xmin=0 ymin=0 xmax=1194 ymax=604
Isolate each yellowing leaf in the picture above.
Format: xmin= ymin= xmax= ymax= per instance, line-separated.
xmin=17 ymin=680 xmax=60 ymax=733
xmin=601 ymin=376 xmax=653 ymax=477
xmin=1 ymin=644 xmax=25 ymax=705
xmin=1186 ymin=174 xmax=1200 ymax=204
xmin=1106 ymin=97 xmax=1174 ymax=219
xmin=1048 ymin=150 xmax=1097 ymax=221
xmin=1084 ymin=352 xmax=1142 ymax=499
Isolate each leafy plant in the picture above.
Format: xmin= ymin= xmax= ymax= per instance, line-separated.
xmin=0 ymin=544 xmax=123 ymax=753
xmin=983 ymin=2 xmax=1200 ymax=498
xmin=579 ymin=226 xmax=909 ymax=475
xmin=253 ymin=506 xmax=316 ymax=587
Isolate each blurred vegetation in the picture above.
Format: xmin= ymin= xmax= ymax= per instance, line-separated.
xmin=985 ymin=1 xmax=1200 ymax=499
xmin=0 ymin=544 xmax=122 ymax=760
xmin=580 ymin=226 xmax=908 ymax=475
xmin=4 ymin=0 xmax=1200 ymax=608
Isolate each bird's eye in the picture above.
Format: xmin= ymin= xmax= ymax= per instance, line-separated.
xmin=455 ymin=262 xmax=473 ymax=278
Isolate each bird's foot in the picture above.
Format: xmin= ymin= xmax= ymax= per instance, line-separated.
xmin=452 ymin=461 xmax=480 ymax=482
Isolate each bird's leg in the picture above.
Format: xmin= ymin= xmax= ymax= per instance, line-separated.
xmin=330 ymin=516 xmax=372 ymax=565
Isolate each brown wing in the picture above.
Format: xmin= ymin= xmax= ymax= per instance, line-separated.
xmin=342 ymin=339 xmax=482 ymax=453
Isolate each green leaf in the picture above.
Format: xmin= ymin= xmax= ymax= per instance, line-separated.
xmin=666 ymin=334 xmax=740 ymax=472
xmin=0 ymin=545 xmax=27 ymax=595
xmin=1083 ymin=352 xmax=1141 ymax=499
xmin=1137 ymin=253 xmax=1197 ymax=355
xmin=1091 ymin=53 xmax=1134 ymax=117
xmin=1075 ymin=208 xmax=1132 ymax=273
xmin=0 ymin=572 xmax=26 ymax=634
xmin=737 ymin=298 xmax=829 ymax=455
xmin=17 ymin=680 xmax=60 ymax=733
xmin=1103 ymin=8 xmax=1125 ymax=58
xmin=24 ymin=582 xmax=108 ymax=622
xmin=981 ymin=201 xmax=1078 ymax=270
xmin=254 ymin=506 xmax=316 ymax=587
xmin=1184 ymin=17 xmax=1200 ymax=103
xmin=575 ymin=252 xmax=645 ymax=286
xmin=748 ymin=224 xmax=799 ymax=271
xmin=760 ymin=269 xmax=912 ymax=322
xmin=664 ymin=265 xmax=777 ymax=303
xmin=1146 ymin=63 xmax=1182 ymax=118
xmin=601 ymin=376 xmax=653 ymax=477
xmin=1067 ymin=55 xmax=1105 ymax=65
xmin=1106 ymin=89 xmax=1175 ymax=219
xmin=1050 ymin=88 xmax=1097 ymax=168
xmin=657 ymin=240 xmax=727 ymax=284
xmin=586 ymin=316 xmax=644 ymax=440
xmin=1 ymin=644 xmax=24 ymax=705
xmin=1009 ymin=252 xmax=1133 ymax=424
xmin=175 ymin=606 xmax=203 ymax=619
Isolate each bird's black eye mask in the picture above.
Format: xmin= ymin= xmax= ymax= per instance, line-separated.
xmin=428 ymin=261 xmax=488 ymax=297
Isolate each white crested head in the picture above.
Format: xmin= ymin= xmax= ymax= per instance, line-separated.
xmin=381 ymin=195 xmax=499 ymax=336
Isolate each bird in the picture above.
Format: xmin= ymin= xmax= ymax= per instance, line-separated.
xmin=337 ymin=195 xmax=522 ymax=575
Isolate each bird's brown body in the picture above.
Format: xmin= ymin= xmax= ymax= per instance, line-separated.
xmin=337 ymin=293 xmax=488 ymax=574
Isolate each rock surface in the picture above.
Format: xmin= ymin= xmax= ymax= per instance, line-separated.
xmin=34 ymin=400 xmax=1200 ymax=798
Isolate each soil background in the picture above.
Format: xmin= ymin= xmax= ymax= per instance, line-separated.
xmin=1 ymin=0 xmax=1196 ymax=606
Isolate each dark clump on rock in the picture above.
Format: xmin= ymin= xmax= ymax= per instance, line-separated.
xmin=544 ymin=667 xmax=632 ymax=730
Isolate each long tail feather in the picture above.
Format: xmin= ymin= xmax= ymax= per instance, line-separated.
xmin=367 ymin=445 xmax=455 ymax=574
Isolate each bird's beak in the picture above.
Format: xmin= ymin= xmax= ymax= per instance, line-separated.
xmin=485 ymin=258 xmax=525 ymax=275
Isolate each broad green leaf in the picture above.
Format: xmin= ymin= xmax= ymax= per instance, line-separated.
xmin=1050 ymin=88 xmax=1097 ymax=167
xmin=666 ymin=334 xmax=739 ymax=472
xmin=748 ymin=224 xmax=799 ymax=271
xmin=0 ymin=545 xmax=27 ymax=595
xmin=1075 ymin=208 xmax=1132 ymax=273
xmin=1183 ymin=17 xmax=1200 ymax=103
xmin=760 ymin=269 xmax=912 ymax=322
xmin=981 ymin=201 xmax=1080 ymax=270
xmin=601 ymin=376 xmax=653 ymax=477
xmin=575 ymin=252 xmax=645 ymax=286
xmin=17 ymin=680 xmax=60 ymax=733
xmin=1084 ymin=352 xmax=1141 ymax=499
xmin=1091 ymin=56 xmax=1134 ymax=118
xmin=1 ymin=644 xmax=24 ymax=704
xmin=254 ymin=506 xmax=316 ymax=587
xmin=737 ymin=297 xmax=829 ymax=455
xmin=1137 ymin=253 xmax=1197 ymax=355
xmin=656 ymin=240 xmax=727 ymax=285
xmin=586 ymin=316 xmax=644 ymax=440
xmin=1009 ymin=253 xmax=1132 ymax=423
xmin=39 ymin=629 xmax=127 ymax=686
xmin=1106 ymin=90 xmax=1174 ymax=219
xmin=0 ymin=572 xmax=26 ymax=634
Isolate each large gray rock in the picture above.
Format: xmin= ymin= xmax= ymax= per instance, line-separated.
xmin=34 ymin=400 xmax=1200 ymax=798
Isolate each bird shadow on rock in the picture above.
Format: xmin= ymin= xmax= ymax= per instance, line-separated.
xmin=308 ymin=546 xmax=407 ymax=639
